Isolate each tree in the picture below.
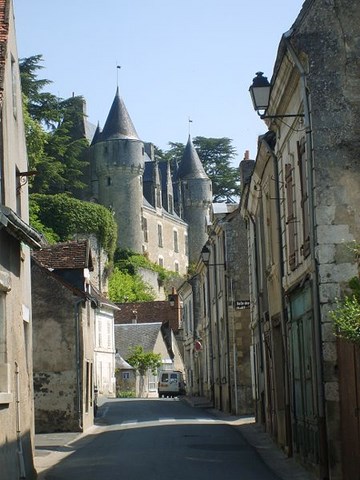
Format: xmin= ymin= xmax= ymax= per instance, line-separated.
xmin=19 ymin=54 xmax=61 ymax=128
xmin=126 ymin=346 xmax=162 ymax=376
xmin=126 ymin=346 xmax=162 ymax=397
xmin=193 ymin=137 xmax=239 ymax=202
xmin=163 ymin=137 xmax=239 ymax=202
xmin=20 ymin=55 xmax=89 ymax=195
xmin=108 ymin=268 xmax=155 ymax=303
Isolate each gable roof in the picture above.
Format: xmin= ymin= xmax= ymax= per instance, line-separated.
xmin=32 ymin=257 xmax=91 ymax=302
xmin=32 ymin=240 xmax=93 ymax=271
xmin=114 ymin=322 xmax=162 ymax=360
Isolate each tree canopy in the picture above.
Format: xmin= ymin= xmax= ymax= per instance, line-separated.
xmin=20 ymin=55 xmax=89 ymax=195
xmin=126 ymin=346 xmax=162 ymax=376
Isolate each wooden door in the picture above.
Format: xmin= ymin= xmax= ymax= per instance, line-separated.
xmin=338 ymin=339 xmax=360 ymax=480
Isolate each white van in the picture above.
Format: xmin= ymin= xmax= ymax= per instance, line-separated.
xmin=158 ymin=370 xmax=186 ymax=398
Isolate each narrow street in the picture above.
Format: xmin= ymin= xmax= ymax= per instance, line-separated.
xmin=36 ymin=398 xmax=283 ymax=480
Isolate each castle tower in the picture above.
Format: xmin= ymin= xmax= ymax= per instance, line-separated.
xmin=89 ymin=88 xmax=145 ymax=252
xmin=175 ymin=136 xmax=212 ymax=262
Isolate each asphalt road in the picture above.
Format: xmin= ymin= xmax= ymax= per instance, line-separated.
xmin=42 ymin=398 xmax=281 ymax=480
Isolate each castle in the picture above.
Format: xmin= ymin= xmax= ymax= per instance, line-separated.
xmin=86 ymin=88 xmax=212 ymax=274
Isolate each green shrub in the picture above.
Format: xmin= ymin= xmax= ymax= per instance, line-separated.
xmin=30 ymin=193 xmax=117 ymax=257
xmin=330 ymin=295 xmax=360 ymax=344
xmin=116 ymin=390 xmax=136 ymax=398
xmin=330 ymin=277 xmax=360 ymax=344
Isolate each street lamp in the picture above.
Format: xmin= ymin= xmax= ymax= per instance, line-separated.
xmin=200 ymin=245 xmax=225 ymax=268
xmin=249 ymin=71 xmax=304 ymax=120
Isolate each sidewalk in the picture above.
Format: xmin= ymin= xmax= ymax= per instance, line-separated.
xmin=183 ymin=395 xmax=316 ymax=480
xmin=34 ymin=428 xmax=97 ymax=479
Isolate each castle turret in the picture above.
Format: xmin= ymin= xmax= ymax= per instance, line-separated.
xmin=90 ymin=88 xmax=145 ymax=252
xmin=176 ymin=136 xmax=212 ymax=262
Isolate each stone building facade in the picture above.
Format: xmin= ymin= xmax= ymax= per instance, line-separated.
xmin=0 ymin=1 xmax=43 ymax=478
xmin=241 ymin=1 xmax=360 ymax=478
xmin=32 ymin=242 xmax=98 ymax=433
xmin=184 ymin=202 xmax=253 ymax=416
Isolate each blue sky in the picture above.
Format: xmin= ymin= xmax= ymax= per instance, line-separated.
xmin=14 ymin=0 xmax=304 ymax=165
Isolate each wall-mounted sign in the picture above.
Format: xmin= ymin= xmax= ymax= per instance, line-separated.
xmin=235 ymin=300 xmax=250 ymax=310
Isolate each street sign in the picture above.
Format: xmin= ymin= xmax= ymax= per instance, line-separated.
xmin=235 ymin=300 xmax=250 ymax=310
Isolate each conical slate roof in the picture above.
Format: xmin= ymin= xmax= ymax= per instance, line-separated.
xmin=101 ymin=88 xmax=139 ymax=141
xmin=90 ymin=123 xmax=101 ymax=146
xmin=176 ymin=135 xmax=209 ymax=180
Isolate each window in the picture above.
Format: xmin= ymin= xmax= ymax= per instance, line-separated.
xmin=123 ymin=372 xmax=130 ymax=380
xmin=156 ymin=188 xmax=161 ymax=208
xmin=98 ymin=321 xmax=102 ymax=347
xmin=174 ymin=261 xmax=179 ymax=273
xmin=107 ymin=177 xmax=112 ymax=186
xmin=184 ymin=234 xmax=189 ymax=255
xmin=297 ymin=138 xmax=310 ymax=257
xmin=173 ymin=230 xmax=179 ymax=252
xmin=107 ymin=321 xmax=111 ymax=348
xmin=168 ymin=194 xmax=173 ymax=214
xmin=158 ymin=257 xmax=164 ymax=267
xmin=142 ymin=217 xmax=148 ymax=242
xmin=285 ymin=163 xmax=297 ymax=270
xmin=157 ymin=224 xmax=163 ymax=247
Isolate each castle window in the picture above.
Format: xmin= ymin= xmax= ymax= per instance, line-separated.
xmin=174 ymin=261 xmax=179 ymax=273
xmin=158 ymin=257 xmax=164 ymax=267
xmin=142 ymin=217 xmax=148 ymax=242
xmin=156 ymin=189 xmax=162 ymax=208
xmin=173 ymin=230 xmax=179 ymax=253
xmin=107 ymin=177 xmax=112 ymax=186
xmin=184 ymin=234 xmax=189 ymax=255
xmin=157 ymin=224 xmax=163 ymax=247
xmin=168 ymin=194 xmax=173 ymax=214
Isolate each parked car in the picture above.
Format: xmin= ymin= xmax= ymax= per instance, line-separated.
xmin=158 ymin=370 xmax=186 ymax=398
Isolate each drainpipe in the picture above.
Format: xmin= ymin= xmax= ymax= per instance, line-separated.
xmin=213 ymin=246 xmax=222 ymax=411
xmin=283 ymin=33 xmax=328 ymax=478
xmin=223 ymin=231 xmax=232 ymax=413
xmin=249 ymin=214 xmax=264 ymax=421
xmin=230 ymin=277 xmax=238 ymax=415
xmin=261 ymin=136 xmax=292 ymax=454
xmin=205 ymin=266 xmax=215 ymax=406
xmin=74 ymin=298 xmax=84 ymax=430
xmin=15 ymin=362 xmax=26 ymax=479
